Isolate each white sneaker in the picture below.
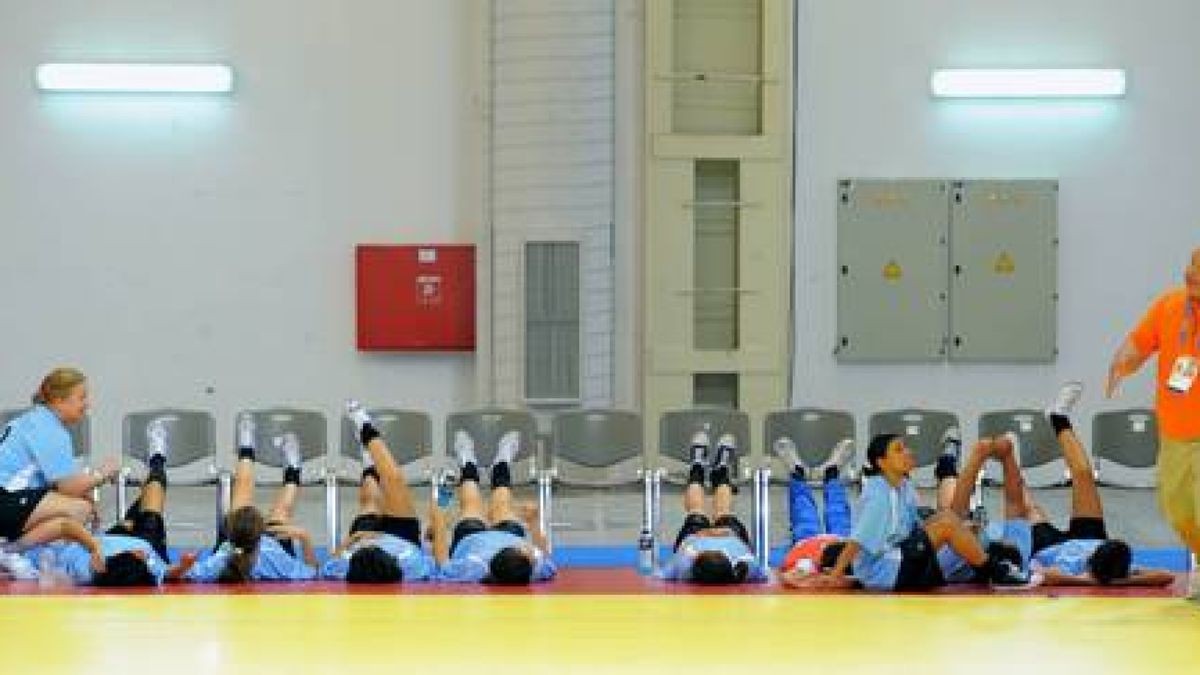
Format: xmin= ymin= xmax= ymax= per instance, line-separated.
xmin=237 ymin=413 xmax=256 ymax=450
xmin=772 ymin=436 xmax=804 ymax=473
xmin=273 ymin=432 xmax=302 ymax=468
xmin=345 ymin=399 xmax=372 ymax=433
xmin=453 ymin=429 xmax=478 ymax=468
xmin=713 ymin=433 xmax=738 ymax=468
xmin=146 ymin=418 xmax=170 ymax=459
xmin=817 ymin=438 xmax=855 ymax=476
xmin=688 ymin=429 xmax=711 ymax=466
xmin=940 ymin=426 xmax=962 ymax=453
xmin=496 ymin=430 xmax=520 ymax=465
xmin=1047 ymin=381 xmax=1084 ymax=418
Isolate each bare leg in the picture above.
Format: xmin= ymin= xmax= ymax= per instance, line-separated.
xmin=948 ymin=439 xmax=993 ymax=516
xmin=138 ymin=478 xmax=166 ymax=515
xmin=1056 ymin=426 xmax=1104 ymax=520
xmin=457 ymin=478 xmax=486 ymax=521
xmin=1023 ymin=486 xmax=1050 ymax=525
xmin=365 ymin=437 xmax=416 ymax=518
xmin=357 ymin=473 xmax=381 ymax=516
xmin=993 ymin=436 xmax=1029 ymax=520
xmin=683 ymin=481 xmax=706 ymax=515
xmin=266 ymin=481 xmax=299 ymax=523
xmin=924 ymin=512 xmax=987 ymax=566
xmin=712 ymin=483 xmax=734 ymax=518
xmin=488 ymin=485 xmax=518 ymax=525
xmin=23 ymin=493 xmax=94 ymax=532
xmin=230 ymin=458 xmax=255 ymax=511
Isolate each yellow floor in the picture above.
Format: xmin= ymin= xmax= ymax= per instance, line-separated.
xmin=1 ymin=594 xmax=1197 ymax=673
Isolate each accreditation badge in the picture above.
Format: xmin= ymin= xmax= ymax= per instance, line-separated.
xmin=1167 ymin=355 xmax=1198 ymax=393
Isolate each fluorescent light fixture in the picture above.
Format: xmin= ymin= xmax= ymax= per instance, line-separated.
xmin=35 ymin=63 xmax=233 ymax=93
xmin=930 ymin=69 xmax=1126 ymax=99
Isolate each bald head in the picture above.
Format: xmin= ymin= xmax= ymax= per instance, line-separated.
xmin=1187 ymin=247 xmax=1200 ymax=301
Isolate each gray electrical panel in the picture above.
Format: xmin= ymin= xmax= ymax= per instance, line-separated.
xmin=950 ymin=180 xmax=1058 ymax=361
xmin=837 ymin=179 xmax=949 ymax=361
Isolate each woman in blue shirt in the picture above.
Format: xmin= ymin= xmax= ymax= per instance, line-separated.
xmin=321 ymin=400 xmax=438 ymax=583
xmin=0 ymin=368 xmax=118 ymax=542
xmin=186 ymin=415 xmax=317 ymax=583
xmin=658 ymin=430 xmax=769 ymax=584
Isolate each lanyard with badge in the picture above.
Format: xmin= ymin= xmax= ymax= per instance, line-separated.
xmin=1168 ymin=301 xmax=1200 ymax=394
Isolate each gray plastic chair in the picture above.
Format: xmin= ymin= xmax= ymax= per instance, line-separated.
xmin=658 ymin=408 xmax=750 ymax=484
xmin=868 ymin=409 xmax=959 ymax=488
xmin=445 ymin=408 xmax=539 ymax=483
xmin=764 ymin=408 xmax=856 ymax=483
xmin=550 ymin=409 xmax=644 ymax=487
xmin=338 ymin=409 xmax=435 ymax=486
xmin=978 ymin=409 xmax=1068 ymax=488
xmin=1093 ymin=409 xmax=1159 ymax=488
xmin=1 ymin=407 xmax=91 ymax=459
xmin=120 ymin=409 xmax=219 ymax=529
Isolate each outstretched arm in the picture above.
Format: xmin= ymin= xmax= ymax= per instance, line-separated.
xmin=1106 ymin=338 xmax=1152 ymax=398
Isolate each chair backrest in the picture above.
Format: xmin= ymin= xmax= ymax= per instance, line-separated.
xmin=445 ymin=408 xmax=538 ymax=467
xmin=977 ymin=409 xmax=1059 ymax=469
xmin=1093 ymin=409 xmax=1159 ymax=469
xmin=868 ymin=409 xmax=959 ymax=469
xmin=237 ymin=408 xmax=328 ymax=468
xmin=0 ymin=407 xmax=90 ymax=459
xmin=123 ymin=409 xmax=216 ymax=469
xmin=764 ymin=408 xmax=855 ymax=468
xmin=659 ymin=408 xmax=750 ymax=472
xmin=551 ymin=409 xmax=642 ymax=469
xmin=339 ymin=409 xmax=432 ymax=466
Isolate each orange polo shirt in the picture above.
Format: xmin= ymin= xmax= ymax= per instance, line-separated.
xmin=1129 ymin=288 xmax=1200 ymax=439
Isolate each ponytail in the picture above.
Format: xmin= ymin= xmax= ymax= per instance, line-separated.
xmin=219 ymin=506 xmax=265 ymax=584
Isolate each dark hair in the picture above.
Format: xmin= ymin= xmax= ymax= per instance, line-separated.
xmin=865 ymin=433 xmax=900 ymax=472
xmin=219 ymin=506 xmax=265 ymax=583
xmin=93 ymin=551 xmax=155 ymax=587
xmin=1088 ymin=540 xmax=1132 ymax=585
xmin=820 ymin=541 xmax=849 ymax=573
xmin=346 ymin=546 xmax=403 ymax=584
xmin=987 ymin=541 xmax=1023 ymax=570
xmin=690 ymin=551 xmax=750 ymax=585
xmin=487 ymin=546 xmax=534 ymax=585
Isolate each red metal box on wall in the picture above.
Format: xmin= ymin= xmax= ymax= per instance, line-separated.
xmin=355 ymin=244 xmax=475 ymax=351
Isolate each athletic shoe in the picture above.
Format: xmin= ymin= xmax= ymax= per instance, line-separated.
xmin=1047 ymin=381 xmax=1084 ymax=419
xmin=816 ymin=438 xmax=855 ymax=476
xmin=146 ymin=418 xmax=170 ymax=460
xmin=940 ymin=426 xmax=962 ymax=457
xmin=237 ymin=413 xmax=256 ymax=451
xmin=345 ymin=399 xmax=373 ymax=433
xmin=713 ymin=433 xmax=737 ymax=468
xmin=688 ymin=429 xmax=711 ymax=466
xmin=496 ymin=430 xmax=520 ymax=465
xmin=273 ymin=432 xmax=302 ymax=468
xmin=772 ymin=436 xmax=804 ymax=473
xmin=453 ymin=429 xmax=478 ymax=468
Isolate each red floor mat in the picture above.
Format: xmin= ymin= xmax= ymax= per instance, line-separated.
xmin=0 ymin=568 xmax=1187 ymax=597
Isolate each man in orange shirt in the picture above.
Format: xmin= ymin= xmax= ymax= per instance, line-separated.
xmin=1107 ymin=247 xmax=1200 ymax=600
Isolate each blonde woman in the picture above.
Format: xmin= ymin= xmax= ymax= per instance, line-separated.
xmin=0 ymin=368 xmax=117 ymax=541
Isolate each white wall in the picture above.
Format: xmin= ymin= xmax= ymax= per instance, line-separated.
xmin=794 ymin=0 xmax=1200 ymax=442
xmin=0 ymin=1 xmax=481 ymax=456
